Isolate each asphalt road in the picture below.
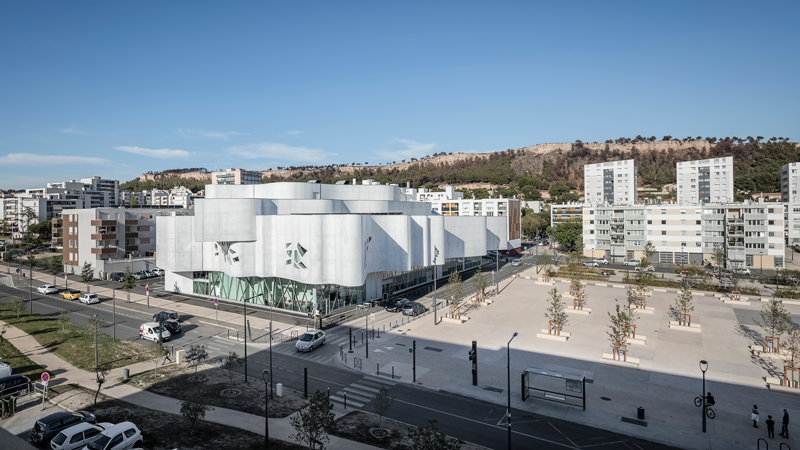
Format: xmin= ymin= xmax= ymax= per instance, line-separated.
xmin=0 ymin=262 xmax=678 ymax=450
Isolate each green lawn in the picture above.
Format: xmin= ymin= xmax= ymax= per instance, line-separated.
xmin=0 ymin=333 xmax=77 ymax=395
xmin=0 ymin=304 xmax=149 ymax=371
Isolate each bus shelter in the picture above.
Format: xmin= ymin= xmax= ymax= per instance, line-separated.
xmin=521 ymin=366 xmax=586 ymax=410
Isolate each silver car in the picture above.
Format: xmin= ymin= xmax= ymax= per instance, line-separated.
xmin=295 ymin=329 xmax=325 ymax=352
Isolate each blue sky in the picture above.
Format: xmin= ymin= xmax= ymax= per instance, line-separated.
xmin=1 ymin=1 xmax=798 ymax=189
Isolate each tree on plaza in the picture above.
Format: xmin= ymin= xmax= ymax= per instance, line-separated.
xmin=446 ymin=271 xmax=464 ymax=305
xmin=552 ymin=218 xmax=582 ymax=252
xmin=10 ymin=296 xmax=26 ymax=318
xmin=93 ymin=363 xmax=110 ymax=405
xmin=122 ymin=267 xmax=136 ymax=303
xmin=180 ymin=394 xmax=214 ymax=438
xmin=624 ymin=287 xmax=640 ymax=332
xmin=186 ymin=343 xmax=209 ymax=373
xmin=710 ymin=243 xmax=726 ymax=270
xmin=408 ymin=419 xmax=463 ymax=450
xmin=472 ymin=266 xmax=487 ymax=302
xmin=673 ymin=282 xmax=695 ymax=324
xmin=48 ymin=257 xmax=62 ymax=284
xmin=782 ymin=327 xmax=800 ymax=376
xmin=220 ymin=351 xmax=245 ymax=384
xmin=538 ymin=252 xmax=553 ymax=275
xmin=373 ymin=386 xmax=395 ymax=423
xmin=607 ymin=301 xmax=630 ymax=359
xmin=290 ymin=390 xmax=337 ymax=450
xmin=544 ymin=287 xmax=566 ymax=334
xmin=57 ymin=309 xmax=71 ymax=332
xmin=81 ymin=262 xmax=94 ymax=293
xmin=753 ymin=299 xmax=791 ymax=344
xmin=2 ymin=250 xmax=13 ymax=264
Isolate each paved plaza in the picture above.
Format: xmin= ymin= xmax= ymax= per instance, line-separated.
xmin=340 ymin=273 xmax=800 ymax=450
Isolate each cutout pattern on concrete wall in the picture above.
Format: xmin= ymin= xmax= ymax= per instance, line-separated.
xmin=285 ymin=242 xmax=308 ymax=269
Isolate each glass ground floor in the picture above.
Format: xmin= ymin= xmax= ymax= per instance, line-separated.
xmin=380 ymin=256 xmax=484 ymax=299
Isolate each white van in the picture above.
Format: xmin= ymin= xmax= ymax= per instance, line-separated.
xmin=82 ymin=422 xmax=142 ymax=450
xmin=138 ymin=322 xmax=171 ymax=342
xmin=50 ymin=422 xmax=114 ymax=450
xmin=0 ymin=362 xmax=11 ymax=378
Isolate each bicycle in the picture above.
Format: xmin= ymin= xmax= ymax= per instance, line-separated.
xmin=694 ymin=396 xmax=715 ymax=419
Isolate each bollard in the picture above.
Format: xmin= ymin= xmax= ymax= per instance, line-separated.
xmin=361 ymin=331 xmax=363 ymax=343
xmin=327 ymin=387 xmax=330 ymax=398
xmin=349 ymin=327 xmax=352 ymax=352
xmin=344 ymin=392 xmax=347 ymax=409
xmin=276 ymin=383 xmax=283 ymax=397
xmin=392 ymin=365 xmax=394 ymax=379
xmin=123 ymin=368 xmax=129 ymax=380
xmin=637 ymin=406 xmax=645 ymax=420
xmin=377 ymin=362 xmax=380 ymax=376
xmin=304 ymin=368 xmax=308 ymax=399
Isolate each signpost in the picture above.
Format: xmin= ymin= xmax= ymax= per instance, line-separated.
xmin=214 ymin=298 xmax=218 ymax=324
xmin=146 ymin=284 xmax=149 ymax=309
xmin=40 ymin=372 xmax=49 ymax=410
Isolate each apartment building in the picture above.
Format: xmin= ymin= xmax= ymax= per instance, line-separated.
xmin=582 ymin=199 xmax=784 ymax=269
xmin=211 ymin=168 xmax=262 ymax=185
xmin=57 ymin=206 xmax=190 ymax=279
xmin=781 ymin=162 xmax=800 ymax=202
xmin=785 ymin=202 xmax=800 ymax=246
xmin=583 ymin=159 xmax=637 ymax=205
xmin=676 ymin=156 xmax=733 ymax=205
xmin=521 ymin=201 xmax=545 ymax=213
xmin=120 ymin=190 xmax=148 ymax=206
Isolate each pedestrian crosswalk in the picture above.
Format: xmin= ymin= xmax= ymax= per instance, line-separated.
xmin=330 ymin=375 xmax=396 ymax=409
xmin=264 ymin=333 xmax=351 ymax=364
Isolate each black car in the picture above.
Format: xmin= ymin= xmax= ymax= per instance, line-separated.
xmin=153 ymin=310 xmax=181 ymax=322
xmin=108 ymin=272 xmax=124 ymax=282
xmin=163 ymin=319 xmax=181 ymax=335
xmin=385 ymin=298 xmax=409 ymax=313
xmin=30 ymin=411 xmax=96 ymax=444
xmin=0 ymin=374 xmax=31 ymax=398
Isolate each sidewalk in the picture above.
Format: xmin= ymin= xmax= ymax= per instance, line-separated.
xmin=336 ymin=276 xmax=799 ymax=450
xmin=0 ymin=320 xmax=379 ymax=450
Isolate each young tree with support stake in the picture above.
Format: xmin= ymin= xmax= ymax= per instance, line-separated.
xmin=57 ymin=309 xmax=71 ymax=332
xmin=472 ymin=266 xmax=487 ymax=303
xmin=81 ymin=262 xmax=93 ymax=293
xmin=607 ymin=301 xmax=630 ymax=360
xmin=180 ymin=394 xmax=214 ymax=438
xmin=674 ymin=282 xmax=695 ymax=325
xmin=48 ymin=257 xmax=62 ymax=285
xmin=538 ymin=252 xmax=552 ymax=275
xmin=754 ymin=299 xmax=791 ymax=351
xmin=290 ymin=390 xmax=337 ymax=450
xmin=545 ymin=287 xmax=566 ymax=334
xmin=446 ymin=271 xmax=464 ymax=305
xmin=624 ymin=287 xmax=640 ymax=336
xmin=122 ymin=267 xmax=136 ymax=303
xmin=10 ymin=296 xmax=26 ymax=318
xmin=93 ymin=364 xmax=110 ymax=405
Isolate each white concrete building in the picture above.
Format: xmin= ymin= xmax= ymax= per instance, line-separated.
xmin=156 ymin=182 xmax=509 ymax=314
xmin=521 ymin=201 xmax=544 ymax=213
xmin=583 ymin=159 xmax=637 ymax=205
xmin=781 ymin=162 xmax=800 ymax=202
xmin=677 ymin=156 xmax=733 ymax=205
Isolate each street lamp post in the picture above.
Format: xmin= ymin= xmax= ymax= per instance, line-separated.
xmin=507 ymin=332 xmax=518 ymax=450
xmin=269 ymin=298 xmax=273 ymax=398
xmin=94 ymin=314 xmax=99 ymax=369
xmin=29 ymin=261 xmax=32 ymax=314
xmin=433 ymin=246 xmax=439 ymax=325
xmin=496 ymin=238 xmax=500 ymax=295
xmin=262 ymin=369 xmax=271 ymax=449
xmin=699 ymin=360 xmax=708 ymax=433
xmin=242 ymin=292 xmax=264 ymax=383
xmin=365 ymin=304 xmax=370 ymax=359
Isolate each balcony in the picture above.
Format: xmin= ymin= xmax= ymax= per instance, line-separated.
xmin=91 ymin=220 xmax=116 ymax=227
xmin=125 ymin=219 xmax=139 ymax=225
xmin=125 ymin=232 xmax=138 ymax=238
xmin=52 ymin=237 xmax=63 ymax=245
xmin=91 ymin=247 xmax=118 ymax=255
xmin=52 ymin=218 xmax=62 ymax=225
xmin=91 ymin=233 xmax=118 ymax=241
xmin=125 ymin=245 xmax=139 ymax=252
xmin=726 ymin=218 xmax=744 ymax=225
xmin=52 ymin=231 xmax=63 ymax=238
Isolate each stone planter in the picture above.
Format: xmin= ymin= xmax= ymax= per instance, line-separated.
xmin=668 ymin=321 xmax=702 ymax=332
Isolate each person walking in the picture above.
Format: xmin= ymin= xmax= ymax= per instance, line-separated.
xmin=766 ymin=415 xmax=775 ymax=439
xmin=162 ymin=345 xmax=172 ymax=365
xmin=780 ymin=409 xmax=790 ymax=438
xmin=752 ymin=405 xmax=760 ymax=428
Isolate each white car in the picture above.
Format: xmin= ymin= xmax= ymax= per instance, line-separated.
xmin=511 ymin=259 xmax=521 ymax=267
xmin=79 ymin=294 xmax=100 ymax=304
xmin=732 ymin=267 xmax=751 ymax=275
xmin=582 ymin=261 xmax=599 ymax=267
xmin=38 ymin=285 xmax=58 ymax=294
xmin=635 ymin=265 xmax=655 ymax=272
xmin=593 ymin=258 xmax=609 ymax=265
xmin=295 ymin=329 xmax=325 ymax=352
xmin=81 ymin=422 xmax=142 ymax=450
xmin=50 ymin=422 xmax=114 ymax=450
xmin=623 ymin=259 xmax=641 ymax=266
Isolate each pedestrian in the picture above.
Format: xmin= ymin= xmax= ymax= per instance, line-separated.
xmin=781 ymin=409 xmax=790 ymax=438
xmin=766 ymin=415 xmax=775 ymax=439
xmin=162 ymin=345 xmax=172 ymax=365
xmin=752 ymin=405 xmax=760 ymax=428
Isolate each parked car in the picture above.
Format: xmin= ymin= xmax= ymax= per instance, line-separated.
xmin=29 ymin=411 xmax=96 ymax=445
xmin=0 ymin=374 xmax=31 ymax=398
xmin=83 ymin=422 xmax=142 ymax=450
xmin=50 ymin=422 xmax=114 ymax=450
xmin=153 ymin=268 xmax=165 ymax=276
xmin=511 ymin=259 xmax=521 ymax=267
xmin=716 ymin=269 xmax=733 ymax=279
xmin=731 ymin=267 xmax=751 ymax=275
xmin=79 ymin=294 xmax=100 ymax=305
xmin=144 ymin=270 xmax=157 ymax=278
xmin=384 ymin=298 xmax=410 ymax=313
xmin=0 ymin=362 xmax=12 ymax=378
xmin=153 ymin=310 xmax=181 ymax=323
xmin=38 ymin=284 xmax=58 ymax=294
xmin=593 ymin=258 xmax=609 ymax=265
xmin=139 ymin=322 xmax=171 ymax=342
xmin=622 ymin=259 xmax=641 ymax=266
xmin=108 ymin=273 xmax=124 ymax=282
xmin=162 ymin=319 xmax=181 ymax=335
xmin=401 ymin=302 xmax=426 ymax=316
xmin=634 ymin=265 xmax=655 ymax=272
xmin=132 ymin=271 xmax=147 ymax=280
xmin=61 ymin=289 xmax=83 ymax=300
xmin=583 ymin=261 xmax=599 ymax=267
xmin=295 ymin=329 xmax=325 ymax=352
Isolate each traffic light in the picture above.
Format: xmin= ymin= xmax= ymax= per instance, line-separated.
xmin=468 ymin=340 xmax=477 ymax=386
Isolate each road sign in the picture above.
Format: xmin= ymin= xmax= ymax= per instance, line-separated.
xmin=370 ymin=313 xmax=375 ymax=320
xmin=146 ymin=285 xmax=149 ymax=293
xmin=16 ymin=268 xmax=20 ymax=274
xmin=492 ymin=270 xmax=495 ymax=275
xmin=409 ymin=348 xmax=413 ymax=353
xmin=214 ymin=298 xmax=218 ymax=305
xmin=41 ymin=372 xmax=50 ymax=383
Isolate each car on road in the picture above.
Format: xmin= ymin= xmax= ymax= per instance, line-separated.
xmin=385 ymin=298 xmax=410 ymax=313
xmin=139 ymin=322 xmax=171 ymax=342
xmin=732 ymin=267 xmax=751 ymax=275
xmin=29 ymin=411 xmax=96 ymax=445
xmin=61 ymin=289 xmax=83 ymax=300
xmin=511 ymin=259 xmax=521 ymax=267
xmin=144 ymin=270 xmax=157 ymax=278
xmin=622 ymin=259 xmax=641 ymax=266
xmin=0 ymin=374 xmax=31 ymax=397
xmin=153 ymin=310 xmax=181 ymax=322
xmin=79 ymin=293 xmax=100 ymax=304
xmin=38 ymin=284 xmax=58 ymax=294
xmin=162 ymin=319 xmax=181 ymax=335
xmin=634 ymin=265 xmax=655 ymax=272
xmin=401 ymin=302 xmax=426 ymax=316
xmin=716 ymin=269 xmax=733 ymax=279
xmin=83 ymin=422 xmax=143 ymax=450
xmin=153 ymin=268 xmax=165 ymax=277
xmin=132 ymin=271 xmax=147 ymax=280
xmin=50 ymin=422 xmax=115 ymax=450
xmin=295 ymin=329 xmax=325 ymax=352
xmin=593 ymin=258 xmax=609 ymax=265
xmin=583 ymin=261 xmax=599 ymax=267
xmin=108 ymin=272 xmax=123 ymax=282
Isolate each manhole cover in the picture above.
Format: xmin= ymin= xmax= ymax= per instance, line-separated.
xmin=220 ymin=389 xmax=242 ymax=398
xmin=369 ymin=428 xmax=392 ymax=439
xmin=600 ymin=397 xmax=611 ymax=401
xmin=188 ymin=375 xmax=206 ymax=383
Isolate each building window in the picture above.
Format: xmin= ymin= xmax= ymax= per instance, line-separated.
xmin=661 ymin=241 xmax=667 ymax=247
xmin=696 ymin=220 xmax=701 ymax=225
xmin=681 ymin=230 xmax=686 ymax=236
xmin=681 ymin=220 xmax=687 ymax=225
xmin=661 ymin=230 xmax=667 ymax=235
xmin=768 ymin=220 xmax=775 ymax=225
xmin=769 ymin=231 xmax=775 ymax=237
xmin=661 ymin=220 xmax=666 ymax=225
xmin=661 ymin=209 xmax=666 ymax=215
xmin=647 ymin=220 xmax=652 ymax=224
